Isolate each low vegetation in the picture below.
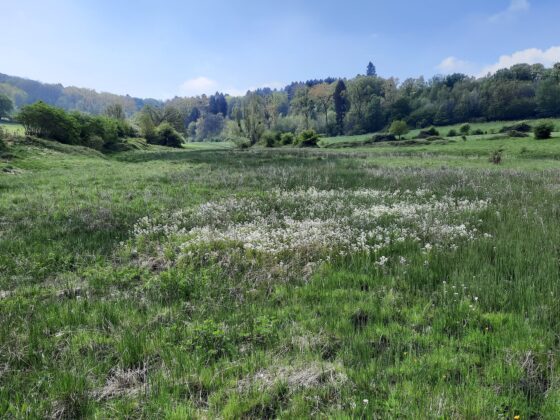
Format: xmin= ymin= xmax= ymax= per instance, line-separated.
xmin=534 ymin=121 xmax=555 ymax=140
xmin=1 ymin=59 xmax=560 ymax=417
xmin=1 ymin=124 xmax=560 ymax=417
xmin=17 ymin=102 xmax=138 ymax=151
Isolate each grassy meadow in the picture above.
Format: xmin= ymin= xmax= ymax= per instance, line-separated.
xmin=0 ymin=122 xmax=24 ymax=135
xmin=1 ymin=125 xmax=560 ymax=418
xmin=321 ymin=118 xmax=560 ymax=146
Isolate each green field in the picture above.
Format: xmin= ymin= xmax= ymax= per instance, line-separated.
xmin=1 ymin=131 xmax=560 ymax=418
xmin=321 ymin=118 xmax=560 ymax=146
xmin=0 ymin=122 xmax=24 ymax=135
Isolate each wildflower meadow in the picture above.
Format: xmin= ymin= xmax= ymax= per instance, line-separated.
xmin=1 ymin=143 xmax=560 ymax=417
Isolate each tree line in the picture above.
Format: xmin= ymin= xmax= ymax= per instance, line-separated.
xmin=2 ymin=61 xmax=560 ymax=149
xmin=160 ymin=62 xmax=560 ymax=142
xmin=138 ymin=61 xmax=560 ymax=144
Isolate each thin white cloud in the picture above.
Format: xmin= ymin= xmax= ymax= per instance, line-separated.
xmin=179 ymin=77 xmax=218 ymax=96
xmin=489 ymin=0 xmax=530 ymax=22
xmin=223 ymin=87 xmax=248 ymax=97
xmin=509 ymin=0 xmax=530 ymax=12
xmin=478 ymin=46 xmax=560 ymax=76
xmin=436 ymin=56 xmax=472 ymax=74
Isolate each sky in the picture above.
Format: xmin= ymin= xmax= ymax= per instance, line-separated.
xmin=1 ymin=0 xmax=559 ymax=99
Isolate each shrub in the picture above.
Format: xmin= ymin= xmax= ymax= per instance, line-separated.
xmin=18 ymin=102 xmax=81 ymax=144
xmin=490 ymin=149 xmax=503 ymax=164
xmin=17 ymin=101 xmax=134 ymax=150
xmin=447 ymin=129 xmax=458 ymax=137
xmin=231 ymin=136 xmax=251 ymax=149
xmin=507 ymin=130 xmax=529 ymax=138
xmin=500 ymin=122 xmax=532 ymax=133
xmin=84 ymin=135 xmax=105 ymax=151
xmin=93 ymin=116 xmax=119 ymax=147
xmin=296 ymin=130 xmax=320 ymax=147
xmin=280 ymin=132 xmax=295 ymax=145
xmin=371 ymin=133 xmax=397 ymax=143
xmin=534 ymin=122 xmax=554 ymax=140
xmin=472 ymin=129 xmax=484 ymax=135
xmin=416 ymin=126 xmax=440 ymax=139
xmin=459 ymin=124 xmax=471 ymax=135
xmin=116 ymin=119 xmax=137 ymax=138
xmin=156 ymin=122 xmax=184 ymax=148
xmin=261 ymin=130 xmax=280 ymax=148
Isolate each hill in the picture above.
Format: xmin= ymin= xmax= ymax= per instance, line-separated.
xmin=0 ymin=72 xmax=161 ymax=116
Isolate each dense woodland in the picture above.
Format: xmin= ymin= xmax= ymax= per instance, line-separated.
xmin=2 ymin=61 xmax=560 ymax=149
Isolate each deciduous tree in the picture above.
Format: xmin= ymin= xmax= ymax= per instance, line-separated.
xmin=310 ymin=83 xmax=334 ymax=131
xmin=389 ymin=120 xmax=409 ymax=139
xmin=333 ymin=80 xmax=348 ymax=135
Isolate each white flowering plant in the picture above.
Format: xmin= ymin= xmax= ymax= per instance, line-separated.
xmin=129 ymin=187 xmax=491 ymax=274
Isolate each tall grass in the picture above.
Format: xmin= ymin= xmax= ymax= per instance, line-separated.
xmin=1 ymin=139 xmax=559 ymax=417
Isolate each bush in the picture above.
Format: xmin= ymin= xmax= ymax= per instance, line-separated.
xmin=84 ymin=135 xmax=105 ymax=151
xmin=534 ymin=122 xmax=554 ymax=140
xmin=230 ymin=136 xmax=251 ymax=149
xmin=156 ymin=122 xmax=184 ymax=148
xmin=296 ymin=130 xmax=320 ymax=147
xmin=92 ymin=116 xmax=119 ymax=147
xmin=500 ymin=122 xmax=532 ymax=133
xmin=280 ymin=132 xmax=295 ymax=145
xmin=472 ymin=129 xmax=484 ymax=135
xmin=17 ymin=101 xmax=134 ymax=150
xmin=371 ymin=133 xmax=397 ymax=143
xmin=507 ymin=130 xmax=529 ymax=138
xmin=447 ymin=129 xmax=458 ymax=137
xmin=459 ymin=124 xmax=471 ymax=135
xmin=18 ymin=102 xmax=80 ymax=144
xmin=490 ymin=149 xmax=503 ymax=164
xmin=261 ymin=130 xmax=280 ymax=147
xmin=116 ymin=119 xmax=138 ymax=138
xmin=416 ymin=126 xmax=439 ymax=139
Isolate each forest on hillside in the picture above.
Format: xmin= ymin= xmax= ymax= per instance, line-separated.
xmin=2 ymin=62 xmax=560 ymax=145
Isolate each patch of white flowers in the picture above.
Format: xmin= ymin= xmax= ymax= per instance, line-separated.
xmin=132 ymin=188 xmax=491 ymax=258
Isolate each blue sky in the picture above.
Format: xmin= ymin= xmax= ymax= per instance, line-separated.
xmin=1 ymin=0 xmax=559 ymax=99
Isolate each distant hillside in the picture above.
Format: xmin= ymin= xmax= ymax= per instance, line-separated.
xmin=0 ymin=72 xmax=161 ymax=116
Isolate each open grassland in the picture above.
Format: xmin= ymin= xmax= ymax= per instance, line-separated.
xmin=0 ymin=122 xmax=24 ymax=135
xmin=323 ymin=136 xmax=560 ymax=171
xmin=321 ymin=118 xmax=560 ymax=146
xmin=1 ymin=135 xmax=560 ymax=418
